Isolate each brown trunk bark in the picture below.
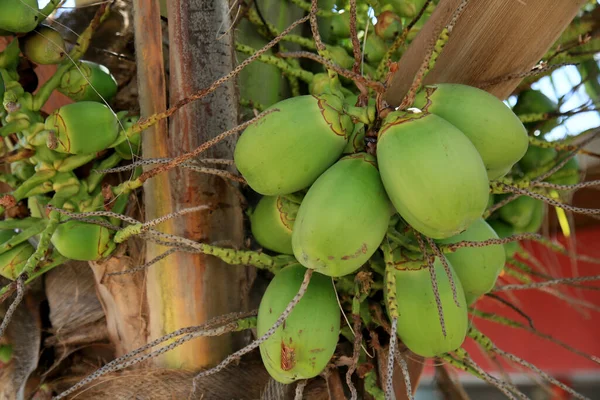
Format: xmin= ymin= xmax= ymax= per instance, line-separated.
xmin=133 ymin=0 xmax=251 ymax=369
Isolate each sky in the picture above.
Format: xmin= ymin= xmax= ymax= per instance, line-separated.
xmin=509 ymin=61 xmax=600 ymax=142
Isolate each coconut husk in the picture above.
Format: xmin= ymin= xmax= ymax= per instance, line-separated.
xmin=45 ymin=261 xmax=106 ymax=336
xmin=45 ymin=319 xmax=109 ymax=349
xmin=52 ymin=358 xmax=269 ymax=399
xmin=89 ymin=246 xmax=149 ymax=359
xmin=0 ymin=291 xmax=42 ymax=400
xmin=49 ymin=352 xmax=330 ymax=400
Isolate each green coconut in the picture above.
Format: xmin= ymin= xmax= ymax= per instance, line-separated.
xmin=375 ymin=11 xmax=402 ymax=40
xmin=363 ymin=35 xmax=387 ymax=64
xmin=377 ymin=111 xmax=489 ymax=239
xmin=438 ymin=218 xmax=506 ymax=305
xmin=292 ymin=153 xmax=391 ymax=277
xmin=44 ymin=102 xmax=119 ymax=155
xmin=327 ymin=12 xmax=351 ymax=39
xmin=498 ymin=195 xmax=539 ymax=230
xmin=515 ymin=199 xmax=544 ymax=233
xmin=326 ymin=45 xmax=354 ymax=70
xmin=547 ymin=155 xmax=580 ymax=186
xmin=51 ymin=218 xmax=116 ymax=261
xmin=389 ymin=0 xmax=428 ymax=18
xmin=58 ymin=60 xmax=119 ymax=103
xmin=20 ymin=25 xmax=67 ymax=65
xmin=414 ymin=84 xmax=528 ymax=180
xmin=250 ymin=195 xmax=301 ymax=255
xmin=0 ymin=0 xmax=39 ymax=33
xmin=0 ymin=242 xmax=36 ymax=280
xmin=519 ymin=145 xmax=557 ymax=173
xmin=258 ymin=264 xmax=340 ymax=383
xmin=513 ymin=89 xmax=559 ymax=134
xmin=385 ymin=256 xmax=468 ymax=357
xmin=234 ymin=94 xmax=352 ymax=195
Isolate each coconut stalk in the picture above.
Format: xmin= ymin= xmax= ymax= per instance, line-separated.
xmin=385 ymin=0 xmax=588 ymax=105
xmin=133 ymin=0 xmax=249 ymax=370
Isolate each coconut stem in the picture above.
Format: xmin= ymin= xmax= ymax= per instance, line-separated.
xmin=451 ymin=349 xmax=526 ymax=400
xmin=246 ymin=8 xmax=317 ymax=50
xmin=107 ymin=248 xmax=181 ymax=276
xmin=0 ymin=210 xmax=60 ymax=330
xmin=381 ymin=242 xmax=399 ymax=320
xmin=385 ymin=318 xmax=399 ymax=400
xmin=93 ymin=157 xmax=237 ymax=174
xmin=180 ymin=164 xmax=247 ymax=184
xmin=393 ymin=347 xmax=414 ymax=400
xmin=348 ymin=0 xmax=361 ymax=75
xmin=239 ymin=98 xmax=266 ymax=112
xmin=375 ymin=0 xmax=433 ymax=80
xmin=497 ymin=183 xmax=600 ymax=216
xmin=468 ymin=327 xmax=589 ymax=400
xmin=470 ymin=309 xmax=600 ymax=365
xmin=114 ymin=205 xmax=212 ymax=242
xmin=398 ymin=0 xmax=468 ymax=110
xmin=439 ymin=233 xmax=541 ymax=253
xmin=534 ymin=179 xmax=600 ymax=191
xmin=38 ymin=0 xmax=61 ymax=21
xmin=278 ymin=51 xmax=385 ymax=92
xmin=484 ymin=292 xmax=536 ymax=329
xmin=86 ymin=152 xmax=123 ymax=193
xmin=235 ymin=43 xmax=314 ymax=82
xmin=425 ymin=237 xmax=460 ymax=308
xmin=494 ymin=275 xmax=600 ymax=292
xmin=0 ymin=276 xmax=23 ymax=338
xmin=0 ymin=223 xmax=47 ymax=257
xmin=48 ymin=206 xmax=292 ymax=274
xmin=527 ymin=235 xmax=600 ymax=265
xmin=346 ymin=281 xmax=363 ymax=400
xmin=136 ymin=109 xmax=276 ymax=184
xmin=502 ymin=265 xmax=533 ymax=284
xmin=414 ymin=232 xmax=447 ymax=338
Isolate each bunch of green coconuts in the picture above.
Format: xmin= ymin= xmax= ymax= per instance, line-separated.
xmin=0 ymin=3 xmax=142 ymax=278
xmin=233 ymin=80 xmax=539 ymax=382
xmin=237 ymin=69 xmax=584 ymax=382
xmin=1 ymin=0 xmax=584 ymax=388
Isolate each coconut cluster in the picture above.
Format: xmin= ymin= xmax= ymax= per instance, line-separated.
xmin=234 ymin=82 xmax=538 ymax=381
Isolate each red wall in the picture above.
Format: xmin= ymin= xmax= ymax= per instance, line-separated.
xmin=423 ymin=225 xmax=600 ymax=378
